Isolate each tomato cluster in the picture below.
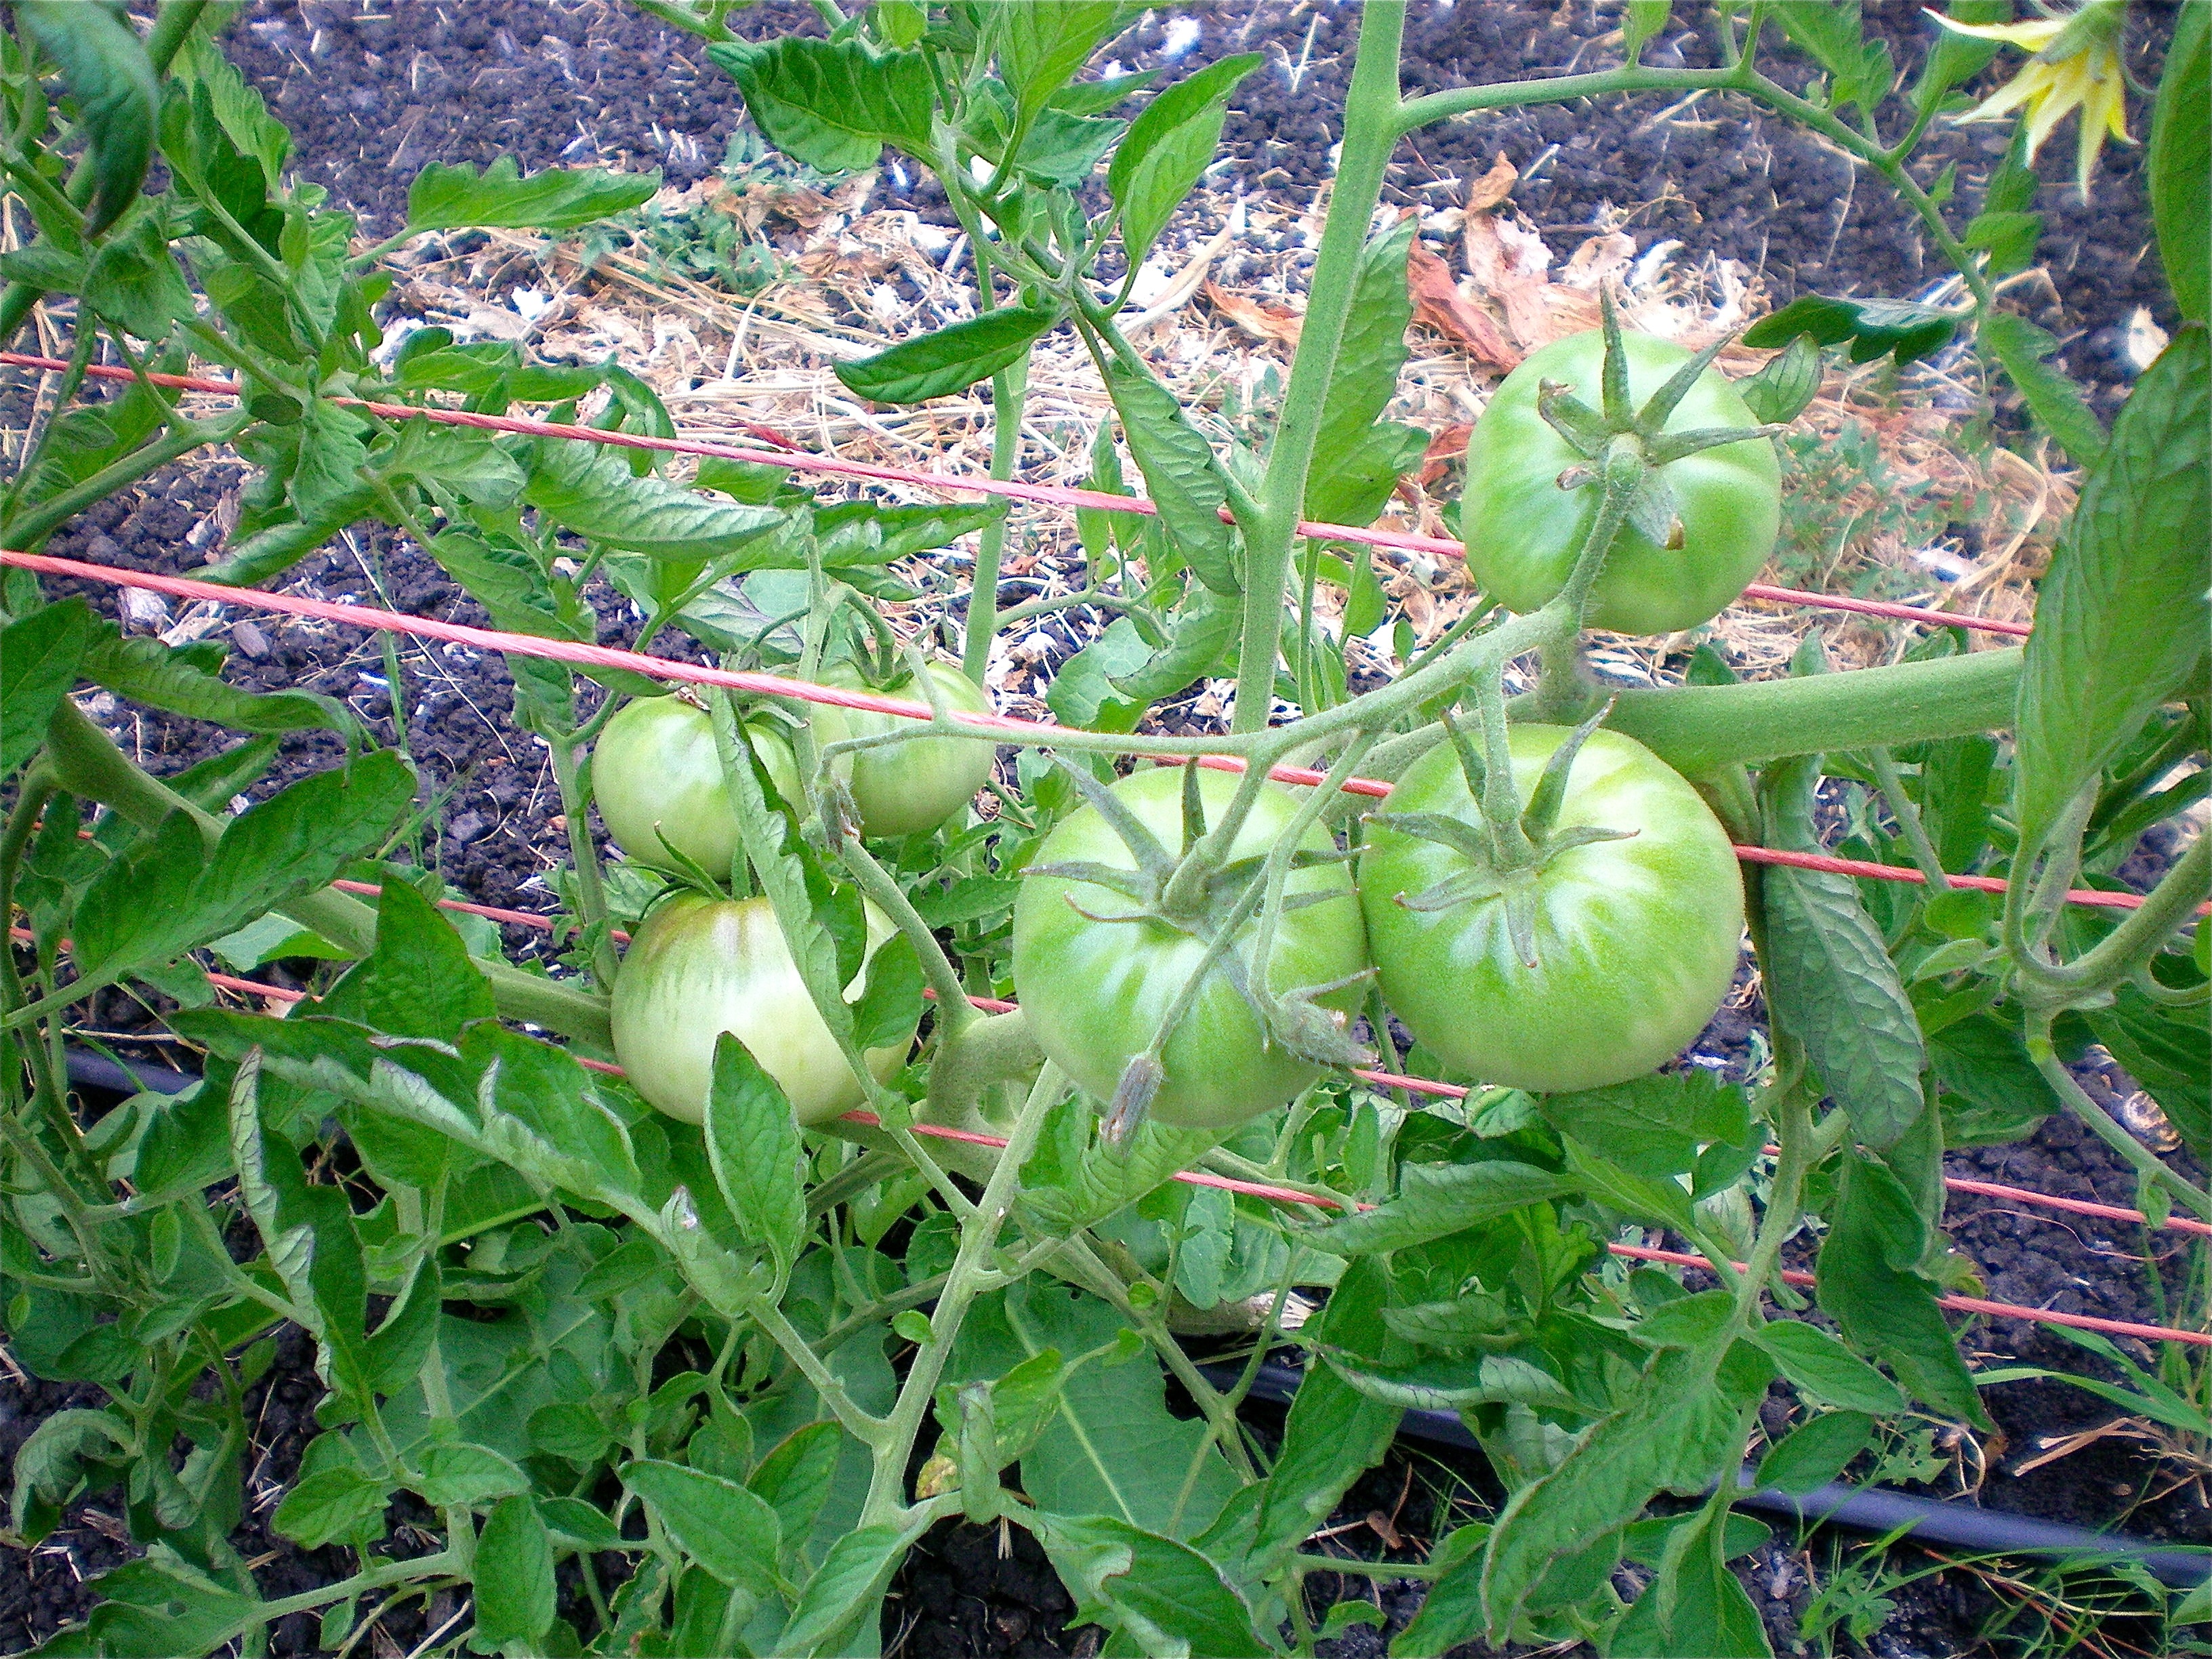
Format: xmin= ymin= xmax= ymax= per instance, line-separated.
xmin=604 ymin=329 xmax=1766 ymax=1138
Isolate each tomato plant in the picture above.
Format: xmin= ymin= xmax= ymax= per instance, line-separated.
xmin=1012 ymin=765 xmax=1369 ymax=1130
xmin=811 ymin=659 xmax=998 ymax=838
xmin=590 ymin=692 xmax=799 ymax=874
xmin=610 ymin=890 xmax=907 ymax=1125
xmin=1461 ymin=328 xmax=1783 ymax=635
xmin=0 ymin=3 xmax=2205 ymax=1657
xmin=1361 ymin=724 xmax=1745 ymax=1092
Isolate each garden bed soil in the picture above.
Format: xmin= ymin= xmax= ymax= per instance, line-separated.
xmin=4 ymin=1 xmax=2203 ymax=1654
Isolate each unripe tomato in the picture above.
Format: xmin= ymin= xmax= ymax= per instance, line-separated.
xmin=592 ymin=695 xmax=800 ymax=875
xmin=611 ymin=892 xmax=908 ymax=1125
xmin=809 ymin=660 xmax=998 ymax=838
xmin=1012 ymin=766 xmax=1370 ymax=1131
xmin=1462 ymin=329 xmax=1781 ymax=635
xmin=1359 ymin=725 xmax=1744 ymax=1093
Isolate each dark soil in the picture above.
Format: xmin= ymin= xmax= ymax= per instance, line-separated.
xmin=3 ymin=2 xmax=2200 ymax=1654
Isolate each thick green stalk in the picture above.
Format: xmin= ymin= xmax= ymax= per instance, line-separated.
xmin=2022 ymin=831 xmax=2210 ymax=998
xmin=2 ymin=414 xmax=251 ymax=552
xmin=1230 ymin=0 xmax=1408 ymax=733
xmin=1601 ymin=647 xmax=2022 ymax=773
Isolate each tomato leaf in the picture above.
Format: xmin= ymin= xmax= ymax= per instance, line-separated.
xmin=1 ymin=597 xmax=94 ymax=777
xmin=1747 ymin=1321 xmax=1906 ymax=1414
xmin=1105 ymin=359 xmax=1238 ymax=594
xmin=1610 ymin=1504 xmax=1775 ymax=1657
xmin=525 ymin=438 xmax=785 ymax=560
xmin=271 ymin=1465 xmax=392 ymax=1551
xmin=1758 ymin=756 xmax=1927 ymax=1151
xmin=403 ymin=154 xmax=659 ymax=234
xmin=1108 ymin=54 xmax=1261 ymax=268
xmin=1033 ymin=1512 xmax=1276 ymax=1657
xmin=2085 ymin=983 xmax=2209 ymax=1166
xmin=1928 ymin=1013 xmax=2060 ymax=1147
xmin=1738 ymin=334 xmax=1822 ymax=426
xmin=415 ymin=1443 xmax=529 ymax=1507
xmin=999 ymin=1 xmax=1125 ymax=126
xmin=1016 ymin=1103 xmax=1222 ymax=1237
xmin=80 ymin=630 xmax=359 ymax=744
xmin=71 ymin=753 xmax=414 ymax=989
xmin=14 ymin=1 xmax=158 ymax=238
xmin=471 ymin=1495 xmax=556 ymax=1652
xmin=2013 ymin=325 xmax=2209 ymax=861
xmin=834 ymin=306 xmax=1057 ymax=405
xmin=621 ymin=1458 xmax=780 ymax=1594
xmin=777 ymin=1513 xmax=935 ymax=1657
xmin=1540 ymin=1071 xmax=1750 ymax=1180
xmin=1753 ymin=1410 xmax=1877 ymax=1496
xmin=1307 ymin=217 xmax=1418 ymax=508
xmin=747 ymin=1421 xmax=844 ymax=1555
xmin=1248 ymin=1261 xmax=1403 ymax=1571
xmin=704 ymin=1032 xmax=807 ymax=1292
xmin=708 ymin=36 xmax=934 ymax=173
xmin=1981 ymin=312 xmax=2106 ymax=466
xmin=1307 ymin=1160 xmax=1574 ymax=1256
xmin=2149 ymin=0 xmax=2209 ymax=322
xmin=1814 ymin=1151 xmax=1989 ymax=1426
xmin=1742 ymin=293 xmax=1955 ymax=366
xmin=1478 ymin=1338 xmax=1771 ymax=1635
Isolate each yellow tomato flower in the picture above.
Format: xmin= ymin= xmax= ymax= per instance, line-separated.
xmin=1930 ymin=1 xmax=2134 ymax=197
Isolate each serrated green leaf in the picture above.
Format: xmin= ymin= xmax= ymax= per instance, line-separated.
xmin=1478 ymin=1340 xmax=1770 ymax=1635
xmin=1753 ymin=1410 xmax=1875 ymax=1496
xmin=1000 ymin=1 xmax=1125 ymax=125
xmin=835 ymin=306 xmax=1056 ymax=404
xmin=404 ymin=155 xmax=658 ymax=234
xmin=271 ymin=1465 xmax=392 ymax=1550
xmin=1748 ymin=1320 xmax=1906 ymax=1414
xmin=1105 ymin=359 xmax=1238 ymax=594
xmin=1307 ymin=1160 xmax=1574 ymax=1256
xmin=1738 ymin=334 xmax=1822 ymax=424
xmin=472 ymin=1494 xmax=556 ymax=1650
xmin=1108 ymin=53 xmax=1261 ymax=267
xmin=1982 ymin=311 xmax=2106 ymax=465
xmin=2150 ymin=1 xmax=2209 ymax=321
xmin=705 ymin=1032 xmax=806 ymax=1290
xmin=81 ymin=630 xmax=359 ymax=743
xmin=1759 ymin=759 xmax=1927 ymax=1150
xmin=1034 ymin=1512 xmax=1276 ymax=1657
xmin=2014 ymin=326 xmax=2209 ymax=860
xmin=1743 ymin=292 xmax=1957 ymax=366
xmin=621 ymin=1458 xmax=780 ymax=1593
xmin=16 ymin=1 xmax=157 ymax=237
xmin=1 ymin=598 xmax=94 ymax=777
xmin=709 ymin=36 xmax=933 ymax=173
xmin=1610 ymin=1504 xmax=1774 ymax=1657
xmin=524 ymin=438 xmax=785 ymax=560
xmin=777 ymin=1513 xmax=933 ymax=1656
xmin=1540 ymin=1070 xmax=1750 ymax=1179
xmin=747 ymin=1421 xmax=843 ymax=1549
xmin=1816 ymin=1151 xmax=1988 ymax=1426
xmin=415 ymin=1441 xmax=528 ymax=1507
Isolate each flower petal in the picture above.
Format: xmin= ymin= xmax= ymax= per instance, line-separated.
xmin=1925 ymin=9 xmax=2064 ymax=48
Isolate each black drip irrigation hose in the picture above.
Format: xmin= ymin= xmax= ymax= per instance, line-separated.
xmin=49 ymin=1047 xmax=2212 ymax=1591
xmin=1210 ymin=1361 xmax=2210 ymax=1590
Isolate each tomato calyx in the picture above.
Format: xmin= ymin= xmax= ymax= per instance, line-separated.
xmin=1022 ymin=760 xmax=1374 ymax=1143
xmin=1367 ymin=702 xmax=1636 ymax=967
xmin=1536 ymin=294 xmax=1784 ymax=557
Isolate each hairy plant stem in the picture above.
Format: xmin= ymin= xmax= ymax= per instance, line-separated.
xmin=859 ymin=1063 xmax=1067 ymax=1525
xmin=545 ymin=731 xmax=620 ymax=987
xmin=2024 ymin=831 xmax=2210 ymax=998
xmin=1230 ymin=0 xmax=1408 ymax=734
xmin=1 ymin=412 xmax=252 ymax=552
xmin=963 ymin=243 xmax=1029 ymax=687
xmin=1868 ymin=747 xmax=1952 ymax=891
xmin=2024 ymin=1014 xmax=2212 ymax=1221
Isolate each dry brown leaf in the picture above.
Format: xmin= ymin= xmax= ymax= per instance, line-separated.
xmin=1406 ymin=238 xmax=1520 ymax=369
xmin=1418 ymin=422 xmax=1473 ymax=487
xmin=1464 ymin=152 xmax=1518 ymax=213
xmin=1202 ymin=279 xmax=1303 ymax=346
xmin=1463 ymin=211 xmax=1599 ymax=352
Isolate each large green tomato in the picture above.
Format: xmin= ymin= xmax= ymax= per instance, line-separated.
xmin=592 ymin=695 xmax=800 ymax=875
xmin=1012 ymin=766 xmax=1370 ymax=1131
xmin=809 ymin=660 xmax=998 ymax=838
xmin=1359 ymin=726 xmax=1744 ymax=1094
xmin=1462 ymin=329 xmax=1781 ymax=635
xmin=611 ymin=893 xmax=908 ymax=1126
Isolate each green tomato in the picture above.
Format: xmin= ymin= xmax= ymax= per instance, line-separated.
xmin=1461 ymin=329 xmax=1781 ymax=635
xmin=1011 ymin=766 xmax=1370 ymax=1131
xmin=810 ymin=660 xmax=998 ymax=838
xmin=610 ymin=892 xmax=908 ymax=1126
xmin=1359 ymin=726 xmax=1744 ymax=1094
xmin=591 ymin=695 xmax=800 ymax=876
